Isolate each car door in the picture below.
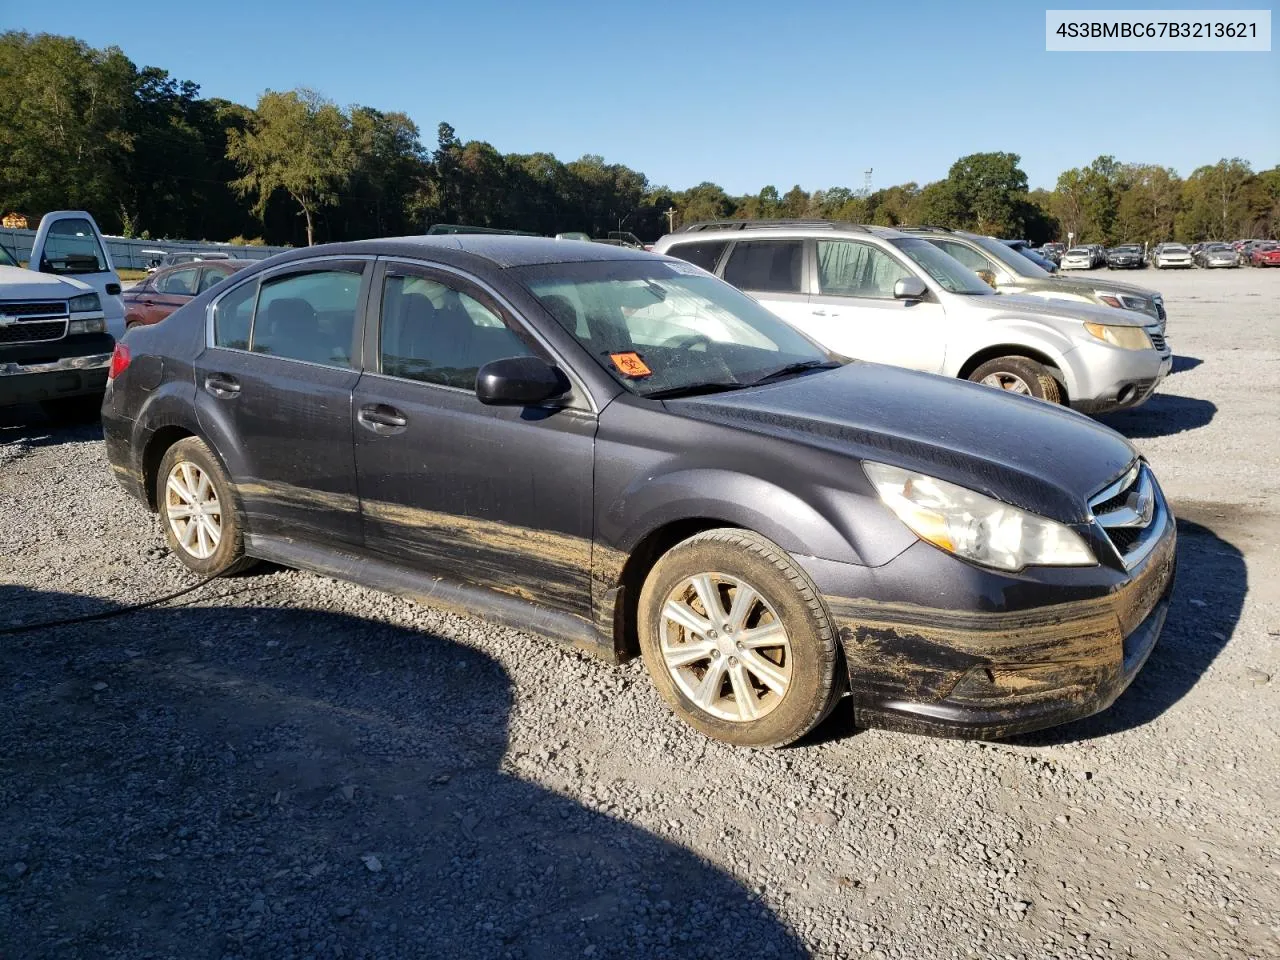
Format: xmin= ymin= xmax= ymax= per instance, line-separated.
xmin=802 ymin=239 xmax=947 ymax=372
xmin=194 ymin=258 xmax=370 ymax=546
xmin=352 ymin=259 xmax=596 ymax=619
xmin=28 ymin=211 xmax=125 ymax=337
xmin=719 ymin=239 xmax=811 ymax=326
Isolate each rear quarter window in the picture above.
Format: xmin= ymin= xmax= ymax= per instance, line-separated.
xmin=663 ymin=240 xmax=729 ymax=273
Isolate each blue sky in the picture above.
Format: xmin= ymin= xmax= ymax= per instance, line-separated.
xmin=5 ymin=0 xmax=1276 ymax=193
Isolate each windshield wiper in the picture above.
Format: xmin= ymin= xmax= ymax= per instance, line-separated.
xmin=749 ymin=359 xmax=843 ymax=385
xmin=643 ymin=381 xmax=746 ymax=400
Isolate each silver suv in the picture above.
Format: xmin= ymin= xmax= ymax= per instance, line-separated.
xmin=652 ymin=221 xmax=1172 ymax=414
xmin=895 ymin=226 xmax=1166 ymax=331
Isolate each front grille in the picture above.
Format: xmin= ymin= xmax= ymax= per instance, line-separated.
xmin=1089 ymin=462 xmax=1160 ymax=568
xmin=0 ymin=320 xmax=68 ymax=344
xmin=0 ymin=300 xmax=68 ymax=318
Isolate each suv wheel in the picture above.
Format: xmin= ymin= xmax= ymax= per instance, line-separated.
xmin=157 ymin=437 xmax=256 ymax=577
xmin=968 ymin=357 xmax=1062 ymax=404
xmin=637 ymin=528 xmax=842 ymax=748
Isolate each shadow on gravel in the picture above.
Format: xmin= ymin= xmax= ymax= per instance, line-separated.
xmin=0 ymin=404 xmax=102 ymax=449
xmin=1008 ymin=518 xmax=1245 ymax=745
xmin=1098 ymin=393 xmax=1216 ymax=438
xmin=0 ymin=588 xmax=806 ymax=960
xmin=1170 ymin=355 xmax=1203 ymax=375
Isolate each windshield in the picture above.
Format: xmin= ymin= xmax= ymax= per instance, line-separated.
xmin=1066 ymin=248 xmax=1089 ymax=256
xmin=0 ymin=243 xmax=18 ymax=267
xmin=966 ymin=234 xmax=1051 ymax=277
xmin=39 ymin=217 xmax=110 ymax=275
xmin=1018 ymin=248 xmax=1057 ymax=271
xmin=889 ymin=237 xmax=992 ymax=295
xmin=1114 ymin=246 xmax=1141 ymax=253
xmin=1164 ymin=245 xmax=1187 ymax=252
xmin=1206 ymin=244 xmax=1231 ymax=251
xmin=517 ymin=259 xmax=837 ymax=398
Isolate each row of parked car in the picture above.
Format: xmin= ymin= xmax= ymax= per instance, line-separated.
xmin=4 ymin=211 xmax=1177 ymax=750
xmin=1036 ymin=238 xmax=1279 ymax=270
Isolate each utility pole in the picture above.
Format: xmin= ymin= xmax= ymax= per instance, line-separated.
xmin=665 ymin=207 xmax=677 ymax=232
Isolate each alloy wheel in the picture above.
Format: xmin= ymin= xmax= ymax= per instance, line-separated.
xmin=164 ymin=461 xmax=222 ymax=560
xmin=658 ymin=573 xmax=793 ymax=723
xmin=980 ymin=372 xmax=1032 ymax=394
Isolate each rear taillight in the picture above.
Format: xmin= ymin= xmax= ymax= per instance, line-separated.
xmin=108 ymin=342 xmax=131 ymax=380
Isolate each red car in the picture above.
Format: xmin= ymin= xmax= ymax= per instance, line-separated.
xmin=1250 ymin=242 xmax=1280 ymax=267
xmin=121 ymin=259 xmax=255 ymax=328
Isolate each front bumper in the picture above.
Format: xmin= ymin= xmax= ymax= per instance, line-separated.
xmin=1064 ymin=340 xmax=1172 ymax=414
xmin=0 ymin=351 xmax=112 ymax=407
xmin=799 ymin=502 xmax=1177 ymax=740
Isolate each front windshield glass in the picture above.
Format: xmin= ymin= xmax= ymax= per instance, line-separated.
xmin=517 ymin=259 xmax=837 ymax=398
xmin=1114 ymin=245 xmax=1141 ymax=253
xmin=889 ymin=237 xmax=992 ymax=295
xmin=39 ymin=217 xmax=109 ymax=274
xmin=0 ymin=243 xmax=18 ymax=267
xmin=969 ymin=234 xmax=1052 ymax=278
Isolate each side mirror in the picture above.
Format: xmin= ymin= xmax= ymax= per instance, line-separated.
xmin=893 ymin=276 xmax=927 ymax=301
xmin=976 ymin=269 xmax=998 ymax=289
xmin=476 ymin=356 xmax=571 ymax=407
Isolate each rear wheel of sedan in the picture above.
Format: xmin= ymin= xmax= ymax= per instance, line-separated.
xmin=968 ymin=356 xmax=1062 ymax=405
xmin=157 ymin=437 xmax=256 ymax=577
xmin=638 ymin=528 xmax=842 ymax=748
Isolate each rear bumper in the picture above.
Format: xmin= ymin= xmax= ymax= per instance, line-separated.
xmin=798 ymin=508 xmax=1177 ymax=741
xmin=0 ymin=351 xmax=111 ymax=406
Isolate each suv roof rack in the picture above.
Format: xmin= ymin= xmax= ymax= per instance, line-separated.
xmin=676 ymin=219 xmax=868 ymax=234
xmin=894 ymin=225 xmax=956 ymax=233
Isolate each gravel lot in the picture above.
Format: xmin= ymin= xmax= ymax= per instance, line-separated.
xmin=2 ymin=267 xmax=1277 ymax=960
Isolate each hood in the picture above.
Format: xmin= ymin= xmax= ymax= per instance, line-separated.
xmin=667 ymin=363 xmax=1137 ymax=524
xmin=1045 ymin=273 xmax=1156 ymax=299
xmin=982 ymin=291 xmax=1153 ymax=327
xmin=0 ymin=265 xmax=93 ymax=300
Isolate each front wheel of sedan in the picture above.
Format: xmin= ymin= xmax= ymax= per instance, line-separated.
xmin=157 ymin=437 xmax=256 ymax=577
xmin=638 ymin=528 xmax=842 ymax=748
xmin=968 ymin=356 xmax=1062 ymax=404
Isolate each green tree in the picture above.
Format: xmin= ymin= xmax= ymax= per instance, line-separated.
xmin=228 ymin=88 xmax=354 ymax=246
xmin=944 ymin=152 xmax=1029 ymax=234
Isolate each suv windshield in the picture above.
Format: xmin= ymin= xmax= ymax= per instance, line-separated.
xmin=1114 ymin=246 xmax=1141 ymax=253
xmin=968 ymin=234 xmax=1052 ymax=278
xmin=518 ymin=259 xmax=837 ymax=398
xmin=39 ymin=217 xmax=110 ymax=275
xmin=889 ymin=238 xmax=992 ymax=295
xmin=0 ymin=243 xmax=18 ymax=267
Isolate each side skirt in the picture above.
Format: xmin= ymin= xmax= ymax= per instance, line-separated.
xmin=244 ymin=533 xmax=618 ymax=663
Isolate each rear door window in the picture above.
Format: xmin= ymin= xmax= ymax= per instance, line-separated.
xmin=664 ymin=240 xmax=729 ymax=273
xmin=251 ymin=268 xmax=364 ymax=368
xmin=722 ymin=240 xmax=803 ymax=293
xmin=213 ymin=280 xmax=258 ymax=350
xmin=159 ymin=268 xmax=200 ymax=296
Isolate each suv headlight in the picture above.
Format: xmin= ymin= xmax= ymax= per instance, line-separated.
xmin=68 ymin=317 xmax=107 ymax=334
xmin=68 ymin=292 xmax=101 ymax=312
xmin=1084 ymin=322 xmax=1152 ymax=350
xmin=863 ymin=462 xmax=1096 ymax=572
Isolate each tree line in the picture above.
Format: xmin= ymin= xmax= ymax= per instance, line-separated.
xmin=2 ymin=31 xmax=1277 ymax=248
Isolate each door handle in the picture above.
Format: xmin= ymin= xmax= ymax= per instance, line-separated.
xmin=142 ymin=299 xmax=154 ymax=306
xmin=811 ymin=309 xmax=827 ymax=317
xmin=204 ymin=374 xmax=240 ymax=398
xmin=358 ymin=404 xmax=408 ymax=434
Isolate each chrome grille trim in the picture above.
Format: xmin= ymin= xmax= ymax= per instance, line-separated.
xmin=1088 ymin=462 xmax=1164 ymax=570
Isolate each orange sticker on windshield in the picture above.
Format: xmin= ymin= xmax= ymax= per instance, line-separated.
xmin=610 ymin=352 xmax=653 ymax=378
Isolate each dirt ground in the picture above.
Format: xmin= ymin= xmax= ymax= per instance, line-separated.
xmin=0 ymin=266 xmax=1277 ymax=960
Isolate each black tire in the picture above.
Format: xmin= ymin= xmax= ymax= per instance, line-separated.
xmin=156 ymin=437 xmax=256 ymax=577
xmin=637 ymin=528 xmax=842 ymax=748
xmin=968 ymin=356 xmax=1062 ymax=404
xmin=40 ymin=394 xmax=102 ymax=423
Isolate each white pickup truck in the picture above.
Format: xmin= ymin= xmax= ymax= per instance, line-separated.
xmin=0 ymin=211 xmax=123 ymax=418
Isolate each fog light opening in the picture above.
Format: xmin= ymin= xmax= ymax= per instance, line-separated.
xmin=1117 ymin=384 xmax=1137 ymax=405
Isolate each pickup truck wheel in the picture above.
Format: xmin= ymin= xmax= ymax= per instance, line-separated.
xmin=40 ymin=395 xmax=102 ymax=423
xmin=638 ymin=528 xmax=842 ymax=748
xmin=157 ymin=437 xmax=256 ymax=577
xmin=968 ymin=357 xmax=1062 ymax=404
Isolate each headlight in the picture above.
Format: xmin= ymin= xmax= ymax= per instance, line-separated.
xmin=1084 ymin=322 xmax=1152 ymax=350
xmin=863 ymin=462 xmax=1096 ymax=572
xmin=68 ymin=292 xmax=101 ymax=312
xmin=68 ymin=318 xmax=107 ymax=335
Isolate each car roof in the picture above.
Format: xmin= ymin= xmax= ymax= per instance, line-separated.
xmin=287 ymin=235 xmax=662 ymax=269
xmin=152 ymin=258 xmax=256 ymax=275
xmin=658 ymin=223 xmax=909 ymax=243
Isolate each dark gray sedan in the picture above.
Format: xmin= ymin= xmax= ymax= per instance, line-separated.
xmin=101 ymin=237 xmax=1176 ymax=747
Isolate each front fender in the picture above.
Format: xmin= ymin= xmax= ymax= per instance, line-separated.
xmin=947 ymin=320 xmax=1081 ymax=398
xmin=604 ymin=467 xmax=915 ymax=569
